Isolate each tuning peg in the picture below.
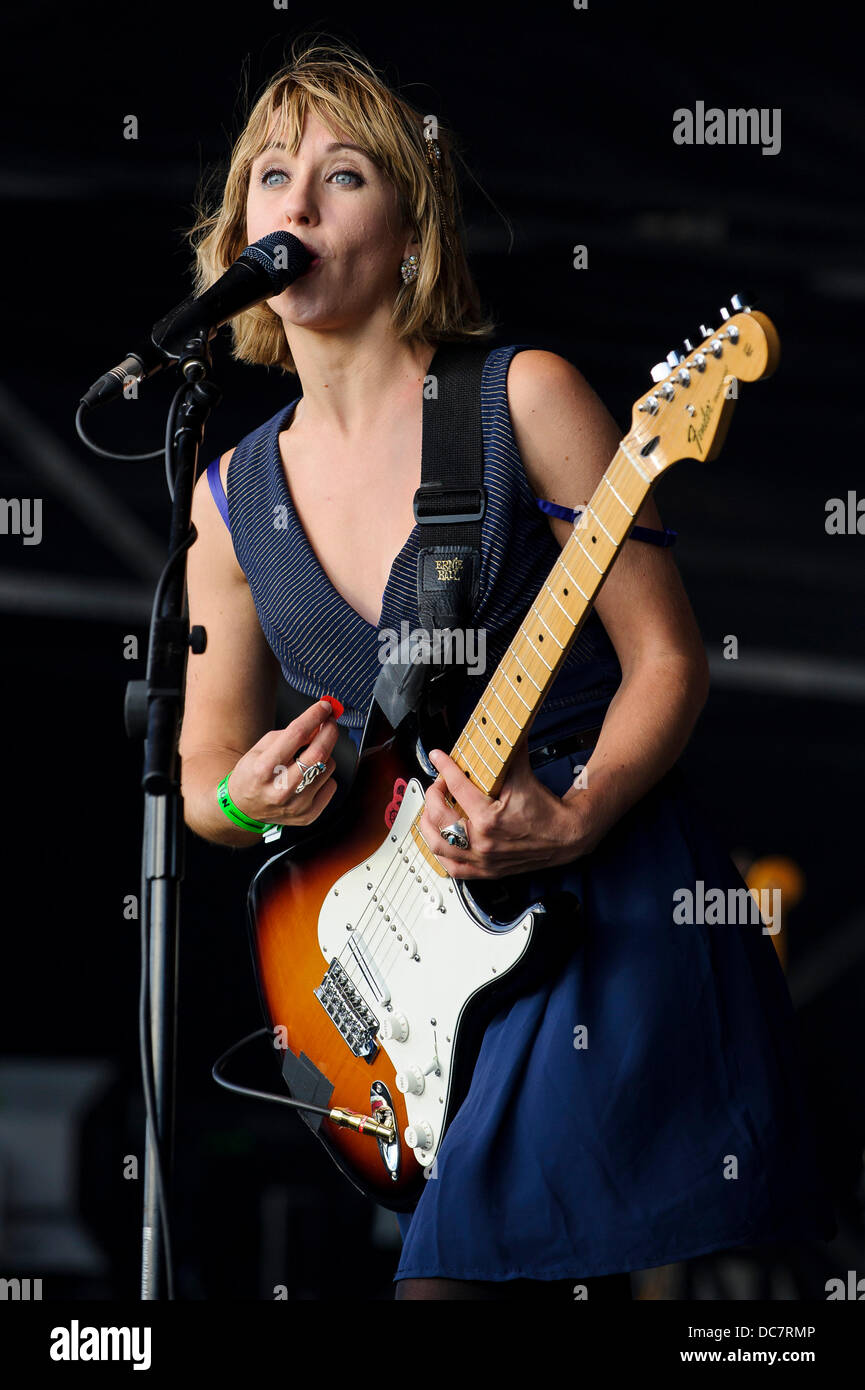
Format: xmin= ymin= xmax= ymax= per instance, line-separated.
xmin=682 ymin=339 xmax=694 ymax=353
xmin=666 ymin=349 xmax=683 ymax=368
xmin=650 ymin=362 xmax=670 ymax=383
xmin=729 ymin=290 xmax=757 ymax=312
xmin=698 ymin=324 xmax=714 ymax=338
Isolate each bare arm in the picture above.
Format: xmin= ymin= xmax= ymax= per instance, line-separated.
xmin=179 ymin=451 xmax=339 ymax=847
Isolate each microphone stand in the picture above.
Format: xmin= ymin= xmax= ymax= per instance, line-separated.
xmin=124 ymin=329 xmax=221 ymax=1299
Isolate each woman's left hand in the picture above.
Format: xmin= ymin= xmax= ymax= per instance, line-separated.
xmin=420 ymin=740 xmax=596 ymax=879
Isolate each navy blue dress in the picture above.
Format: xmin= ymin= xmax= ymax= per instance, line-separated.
xmin=207 ymin=342 xmax=836 ymax=1283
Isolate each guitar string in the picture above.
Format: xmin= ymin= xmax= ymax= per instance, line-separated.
xmin=337 ymin=782 xmax=446 ymax=980
xmin=329 ymin=803 xmax=433 ymax=1000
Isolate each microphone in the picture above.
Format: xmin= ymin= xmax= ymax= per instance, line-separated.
xmin=81 ymin=230 xmax=312 ymax=408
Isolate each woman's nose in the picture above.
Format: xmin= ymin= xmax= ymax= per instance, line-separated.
xmin=279 ymin=175 xmax=317 ymax=227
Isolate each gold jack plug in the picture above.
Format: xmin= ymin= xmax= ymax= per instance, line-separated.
xmin=328 ymin=1106 xmax=396 ymax=1142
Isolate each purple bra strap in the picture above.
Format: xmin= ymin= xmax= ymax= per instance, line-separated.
xmin=535 ymin=497 xmax=677 ymax=547
xmin=206 ymin=456 xmax=231 ymax=532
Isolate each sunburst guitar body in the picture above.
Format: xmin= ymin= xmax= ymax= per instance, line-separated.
xmin=248 ymin=697 xmax=579 ymax=1211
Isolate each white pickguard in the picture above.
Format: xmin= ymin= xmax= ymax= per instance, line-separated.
xmin=316 ymin=778 xmax=537 ymax=1166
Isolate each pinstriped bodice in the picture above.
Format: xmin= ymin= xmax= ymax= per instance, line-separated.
xmin=224 ymin=343 xmax=622 ymax=747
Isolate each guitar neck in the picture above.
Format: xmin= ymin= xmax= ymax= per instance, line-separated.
xmin=450 ymin=436 xmax=657 ymax=796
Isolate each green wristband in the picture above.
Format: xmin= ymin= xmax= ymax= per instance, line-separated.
xmin=217 ymin=774 xmax=277 ymax=834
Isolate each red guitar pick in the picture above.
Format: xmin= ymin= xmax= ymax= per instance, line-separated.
xmin=385 ymin=778 xmax=407 ymax=828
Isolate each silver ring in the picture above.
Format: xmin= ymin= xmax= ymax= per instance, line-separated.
xmin=294 ymin=757 xmax=326 ymax=795
xmin=439 ymin=820 xmax=469 ymax=851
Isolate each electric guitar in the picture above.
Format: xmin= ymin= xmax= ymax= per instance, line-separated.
xmin=246 ymin=300 xmax=780 ymax=1211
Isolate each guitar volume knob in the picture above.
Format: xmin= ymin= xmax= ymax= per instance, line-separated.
xmin=381 ymin=1013 xmax=410 ymax=1042
xmin=404 ymin=1121 xmax=434 ymax=1152
xmin=395 ymin=1066 xmax=425 ymax=1096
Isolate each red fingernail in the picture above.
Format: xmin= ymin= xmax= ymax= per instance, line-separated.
xmin=321 ymin=695 xmax=344 ymax=718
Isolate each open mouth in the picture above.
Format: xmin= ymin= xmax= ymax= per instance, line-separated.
xmin=294 ymin=239 xmax=323 ymax=273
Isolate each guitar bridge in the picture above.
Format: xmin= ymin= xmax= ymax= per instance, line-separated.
xmin=314 ymin=959 xmax=380 ymax=1063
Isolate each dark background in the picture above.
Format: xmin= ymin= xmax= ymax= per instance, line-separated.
xmin=1 ymin=0 xmax=862 ymax=1301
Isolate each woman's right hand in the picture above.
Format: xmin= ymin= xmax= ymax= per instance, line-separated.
xmin=224 ymin=698 xmax=341 ymax=828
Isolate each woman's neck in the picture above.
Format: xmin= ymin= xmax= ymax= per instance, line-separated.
xmin=285 ymin=327 xmax=437 ymax=441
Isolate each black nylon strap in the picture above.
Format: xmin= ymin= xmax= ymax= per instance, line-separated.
xmin=414 ymin=341 xmax=490 ymax=634
xmin=415 ymin=340 xmax=489 ymax=546
xmin=372 ymin=339 xmax=492 ymax=731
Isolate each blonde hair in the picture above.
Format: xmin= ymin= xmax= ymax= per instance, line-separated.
xmin=188 ymin=36 xmax=496 ymax=373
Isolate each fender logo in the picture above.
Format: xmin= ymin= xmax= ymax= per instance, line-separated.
xmin=385 ymin=778 xmax=407 ymax=828
xmin=687 ymin=402 xmax=714 ymax=455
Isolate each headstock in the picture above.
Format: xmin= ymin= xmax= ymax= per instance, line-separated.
xmin=629 ymin=295 xmax=780 ymax=472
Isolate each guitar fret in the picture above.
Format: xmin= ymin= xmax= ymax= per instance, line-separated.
xmin=543 ymin=583 xmax=573 ymax=621
xmin=559 ymin=559 xmax=589 ymax=600
xmin=488 ymin=683 xmax=524 ymax=728
xmin=603 ymin=475 xmax=634 ymax=516
xmin=469 ymin=713 xmax=505 ymax=763
xmin=532 ymin=604 xmax=562 ymax=644
xmin=575 ymin=538 xmax=603 ymax=574
xmin=500 ymin=668 xmax=532 ymax=710
xmin=526 ymin=617 xmax=555 ymax=669
xmin=475 ymin=704 xmax=513 ymax=746
xmin=620 ymin=440 xmax=650 ymax=482
xmin=587 ymin=506 xmax=616 ymax=546
xmin=511 ymin=651 xmax=542 ymax=690
xmin=462 ymin=732 xmax=497 ymax=778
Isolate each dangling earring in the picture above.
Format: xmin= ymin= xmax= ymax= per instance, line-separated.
xmin=400 ymin=253 xmax=419 ymax=284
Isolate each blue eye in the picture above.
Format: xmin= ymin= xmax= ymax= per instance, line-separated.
xmin=258 ymin=165 xmax=365 ymax=189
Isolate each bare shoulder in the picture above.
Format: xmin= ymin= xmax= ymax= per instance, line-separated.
xmin=506 ymin=349 xmax=601 ymax=417
xmin=505 ymin=349 xmax=623 ymax=505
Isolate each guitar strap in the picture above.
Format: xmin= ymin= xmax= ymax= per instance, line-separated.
xmin=372 ymin=340 xmax=491 ymax=731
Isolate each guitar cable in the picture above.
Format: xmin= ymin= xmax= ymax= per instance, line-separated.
xmin=211 ymin=1029 xmax=396 ymax=1140
xmin=75 ymin=378 xmax=191 ymax=500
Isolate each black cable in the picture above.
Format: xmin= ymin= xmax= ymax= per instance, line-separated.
xmin=211 ymin=1027 xmax=335 ymax=1118
xmin=148 ymin=526 xmax=197 ymax=632
xmin=75 ymin=401 xmax=165 ymax=461
xmin=163 ymin=382 xmax=187 ymax=500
